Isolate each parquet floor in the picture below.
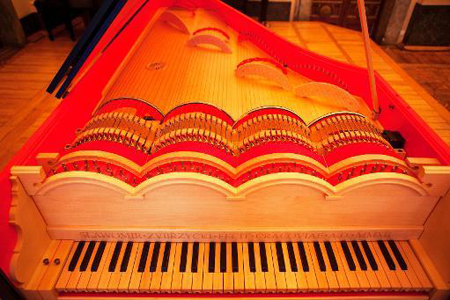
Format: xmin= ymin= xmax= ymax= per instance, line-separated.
xmin=382 ymin=46 xmax=450 ymax=112
xmin=0 ymin=21 xmax=449 ymax=170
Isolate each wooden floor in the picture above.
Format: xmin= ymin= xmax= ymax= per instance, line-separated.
xmin=382 ymin=46 xmax=450 ymax=112
xmin=0 ymin=21 xmax=449 ymax=170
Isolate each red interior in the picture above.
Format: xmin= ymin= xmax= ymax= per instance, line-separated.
xmin=1 ymin=0 xmax=449 ymax=283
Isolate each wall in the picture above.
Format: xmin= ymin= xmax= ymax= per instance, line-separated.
xmin=11 ymin=0 xmax=35 ymax=19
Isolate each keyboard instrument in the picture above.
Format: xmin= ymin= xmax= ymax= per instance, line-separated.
xmin=1 ymin=0 xmax=449 ymax=299
xmin=54 ymin=240 xmax=433 ymax=294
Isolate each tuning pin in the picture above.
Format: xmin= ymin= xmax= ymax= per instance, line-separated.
xmin=106 ymin=164 xmax=113 ymax=175
xmin=132 ymin=177 xmax=137 ymax=186
xmin=72 ymin=162 xmax=79 ymax=170
xmin=180 ymin=161 xmax=184 ymax=171
xmin=61 ymin=163 xmax=68 ymax=172
xmin=392 ymin=165 xmax=398 ymax=172
xmin=338 ymin=172 xmax=343 ymax=181
xmin=371 ymin=164 xmax=377 ymax=173
xmin=50 ymin=169 xmax=57 ymax=175
xmin=84 ymin=160 xmax=89 ymax=171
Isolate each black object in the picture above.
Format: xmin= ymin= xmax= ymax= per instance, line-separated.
xmin=340 ymin=241 xmax=356 ymax=271
xmin=120 ymin=242 xmax=133 ymax=272
xmin=248 ymin=242 xmax=256 ymax=272
xmin=259 ymin=242 xmax=268 ymax=272
xmin=287 ymin=242 xmax=298 ymax=272
xmin=275 ymin=242 xmax=286 ymax=272
xmin=161 ymin=242 xmax=171 ymax=272
xmin=180 ymin=242 xmax=188 ymax=272
xmin=313 ymin=242 xmax=326 ymax=272
xmin=382 ymin=130 xmax=405 ymax=149
xmin=220 ymin=242 xmax=227 ymax=273
xmin=149 ymin=242 xmax=160 ymax=272
xmin=69 ymin=241 xmax=85 ymax=271
xmin=362 ymin=241 xmax=378 ymax=271
xmin=377 ymin=240 xmax=396 ymax=270
xmin=208 ymin=242 xmax=216 ymax=273
xmin=91 ymin=241 xmax=106 ymax=272
xmin=108 ymin=242 xmax=122 ymax=272
xmin=80 ymin=241 xmax=96 ymax=271
xmin=138 ymin=242 xmax=150 ymax=272
xmin=351 ymin=241 xmax=367 ymax=271
xmin=388 ymin=240 xmax=408 ymax=270
xmin=191 ymin=242 xmax=200 ymax=273
xmin=324 ymin=242 xmax=338 ymax=271
xmin=232 ymin=242 xmax=239 ymax=272
xmin=297 ymin=242 xmax=309 ymax=272
xmin=34 ymin=0 xmax=76 ymax=41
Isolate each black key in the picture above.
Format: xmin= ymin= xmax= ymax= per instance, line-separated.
xmin=362 ymin=241 xmax=378 ymax=271
xmin=108 ymin=242 xmax=123 ymax=272
xmin=191 ymin=242 xmax=199 ymax=273
xmin=208 ymin=242 xmax=215 ymax=273
xmin=297 ymin=242 xmax=309 ymax=272
xmin=149 ymin=242 xmax=161 ymax=272
xmin=138 ymin=242 xmax=150 ymax=272
xmin=69 ymin=242 xmax=86 ymax=271
xmin=220 ymin=242 xmax=227 ymax=273
xmin=80 ymin=241 xmax=96 ymax=272
xmin=91 ymin=241 xmax=106 ymax=272
xmin=275 ymin=242 xmax=286 ymax=272
xmin=324 ymin=242 xmax=338 ymax=271
xmin=388 ymin=240 xmax=407 ymax=270
xmin=313 ymin=242 xmax=326 ymax=272
xmin=259 ymin=242 xmax=268 ymax=272
xmin=377 ymin=240 xmax=396 ymax=270
xmin=161 ymin=242 xmax=171 ymax=272
xmin=248 ymin=242 xmax=256 ymax=272
xmin=180 ymin=242 xmax=188 ymax=272
xmin=232 ymin=242 xmax=238 ymax=273
xmin=351 ymin=241 xmax=367 ymax=271
xmin=340 ymin=241 xmax=356 ymax=271
xmin=286 ymin=242 xmax=298 ymax=272
xmin=120 ymin=242 xmax=133 ymax=272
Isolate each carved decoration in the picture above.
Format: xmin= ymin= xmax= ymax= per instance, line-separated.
xmin=159 ymin=11 xmax=190 ymax=34
xmin=187 ymin=34 xmax=232 ymax=53
xmin=9 ymin=176 xmax=51 ymax=285
xmin=235 ymin=62 xmax=292 ymax=90
xmin=295 ymin=82 xmax=360 ymax=111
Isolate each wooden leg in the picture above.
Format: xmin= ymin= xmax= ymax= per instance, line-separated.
xmin=260 ymin=0 xmax=268 ymax=24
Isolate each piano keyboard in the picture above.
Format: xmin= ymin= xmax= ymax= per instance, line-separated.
xmin=55 ymin=240 xmax=433 ymax=294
